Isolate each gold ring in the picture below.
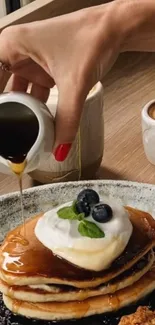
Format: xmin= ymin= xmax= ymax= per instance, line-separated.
xmin=0 ymin=61 xmax=11 ymax=72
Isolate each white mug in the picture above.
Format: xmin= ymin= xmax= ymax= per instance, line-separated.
xmin=30 ymin=82 xmax=104 ymax=183
xmin=0 ymin=92 xmax=54 ymax=174
xmin=142 ymin=99 xmax=155 ymax=165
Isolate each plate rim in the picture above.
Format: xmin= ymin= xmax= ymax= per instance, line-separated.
xmin=0 ymin=179 xmax=154 ymax=201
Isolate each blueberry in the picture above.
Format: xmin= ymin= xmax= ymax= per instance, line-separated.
xmin=92 ymin=203 xmax=113 ymax=223
xmin=75 ymin=199 xmax=90 ymax=217
xmin=77 ymin=189 xmax=99 ymax=206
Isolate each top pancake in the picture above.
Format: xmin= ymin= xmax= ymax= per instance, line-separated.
xmin=0 ymin=207 xmax=155 ymax=289
xmin=0 ymin=250 xmax=153 ymax=303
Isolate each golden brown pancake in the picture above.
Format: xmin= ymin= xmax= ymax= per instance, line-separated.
xmin=0 ymin=250 xmax=153 ymax=302
xmin=3 ymin=263 xmax=155 ymax=321
xmin=0 ymin=207 xmax=155 ymax=289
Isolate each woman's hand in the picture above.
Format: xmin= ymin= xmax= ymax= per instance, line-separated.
xmin=0 ymin=2 xmax=123 ymax=160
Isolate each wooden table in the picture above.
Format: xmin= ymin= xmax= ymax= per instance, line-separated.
xmin=1 ymin=51 xmax=155 ymax=195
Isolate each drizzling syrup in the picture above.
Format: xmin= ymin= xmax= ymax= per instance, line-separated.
xmin=0 ymin=101 xmax=39 ymax=237
xmin=10 ymin=161 xmax=27 ymax=236
xmin=19 ymin=175 xmax=25 ymax=236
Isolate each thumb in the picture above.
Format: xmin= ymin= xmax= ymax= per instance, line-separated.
xmin=53 ymin=84 xmax=87 ymax=162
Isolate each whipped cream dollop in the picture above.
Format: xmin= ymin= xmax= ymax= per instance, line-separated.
xmin=35 ymin=200 xmax=133 ymax=271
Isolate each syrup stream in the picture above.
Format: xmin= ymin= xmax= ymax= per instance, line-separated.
xmin=10 ymin=161 xmax=26 ymax=237
xmin=19 ymin=175 xmax=25 ymax=237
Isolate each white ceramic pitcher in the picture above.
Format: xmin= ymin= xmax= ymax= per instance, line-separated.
xmin=0 ymin=92 xmax=54 ymax=175
xmin=0 ymin=83 xmax=104 ymax=182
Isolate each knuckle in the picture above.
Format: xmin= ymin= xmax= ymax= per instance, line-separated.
xmin=0 ymin=25 xmax=28 ymax=64
xmin=1 ymin=26 xmax=18 ymax=45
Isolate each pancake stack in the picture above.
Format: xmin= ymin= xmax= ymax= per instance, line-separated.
xmin=0 ymin=206 xmax=155 ymax=321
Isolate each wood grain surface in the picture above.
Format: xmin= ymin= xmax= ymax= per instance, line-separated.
xmin=0 ymin=51 xmax=155 ymax=195
xmin=99 ymin=52 xmax=155 ymax=184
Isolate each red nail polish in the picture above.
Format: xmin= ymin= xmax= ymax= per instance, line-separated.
xmin=54 ymin=143 xmax=72 ymax=161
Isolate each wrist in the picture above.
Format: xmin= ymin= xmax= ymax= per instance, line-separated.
xmin=84 ymin=3 xmax=125 ymax=54
xmin=113 ymin=0 xmax=155 ymax=52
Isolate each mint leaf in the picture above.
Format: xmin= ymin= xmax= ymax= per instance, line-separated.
xmin=72 ymin=201 xmax=84 ymax=220
xmin=72 ymin=200 xmax=79 ymax=214
xmin=57 ymin=206 xmax=84 ymax=221
xmin=78 ymin=213 xmax=85 ymax=221
xmin=57 ymin=206 xmax=79 ymax=220
xmin=78 ymin=220 xmax=105 ymax=238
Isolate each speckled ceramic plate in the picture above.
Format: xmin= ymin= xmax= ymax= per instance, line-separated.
xmin=0 ymin=179 xmax=155 ymax=325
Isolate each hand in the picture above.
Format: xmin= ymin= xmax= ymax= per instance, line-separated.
xmin=0 ymin=3 xmax=123 ymax=160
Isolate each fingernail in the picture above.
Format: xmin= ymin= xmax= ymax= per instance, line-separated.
xmin=54 ymin=143 xmax=72 ymax=161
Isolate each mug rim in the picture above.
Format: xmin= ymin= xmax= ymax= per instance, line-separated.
xmin=142 ymin=99 xmax=155 ymax=125
xmin=86 ymin=82 xmax=103 ymax=103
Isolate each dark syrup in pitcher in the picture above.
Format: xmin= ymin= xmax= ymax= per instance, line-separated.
xmin=0 ymin=101 xmax=39 ymax=233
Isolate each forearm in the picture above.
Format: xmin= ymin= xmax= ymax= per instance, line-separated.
xmin=114 ymin=0 xmax=155 ymax=52
xmin=22 ymin=0 xmax=155 ymax=58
